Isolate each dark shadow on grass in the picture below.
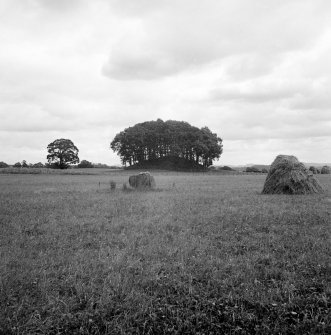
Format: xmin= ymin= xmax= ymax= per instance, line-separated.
xmin=122 ymin=187 xmax=165 ymax=193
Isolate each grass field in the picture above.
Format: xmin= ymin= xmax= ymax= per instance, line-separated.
xmin=0 ymin=170 xmax=330 ymax=334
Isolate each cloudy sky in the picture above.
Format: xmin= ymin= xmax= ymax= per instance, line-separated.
xmin=1 ymin=0 xmax=330 ymax=166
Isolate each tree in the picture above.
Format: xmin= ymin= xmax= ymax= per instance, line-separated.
xmin=47 ymin=139 xmax=79 ymax=169
xmin=33 ymin=162 xmax=44 ymax=168
xmin=22 ymin=160 xmax=28 ymax=168
xmin=220 ymin=166 xmax=235 ymax=171
xmin=0 ymin=161 xmax=9 ymax=168
xmin=321 ymin=166 xmax=330 ymax=174
xmin=309 ymin=166 xmax=318 ymax=174
xmin=77 ymin=160 xmax=94 ymax=168
xmin=111 ymin=119 xmax=223 ymax=168
xmin=13 ymin=162 xmax=22 ymax=168
xmin=246 ymin=166 xmax=261 ymax=173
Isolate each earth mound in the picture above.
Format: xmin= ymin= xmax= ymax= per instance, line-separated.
xmin=125 ymin=156 xmax=207 ymax=171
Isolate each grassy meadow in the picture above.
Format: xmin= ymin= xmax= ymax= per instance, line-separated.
xmin=0 ymin=169 xmax=330 ymax=334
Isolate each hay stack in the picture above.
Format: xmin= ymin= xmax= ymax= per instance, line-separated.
xmin=262 ymin=155 xmax=323 ymax=194
xmin=321 ymin=166 xmax=330 ymax=174
xmin=129 ymin=171 xmax=156 ymax=189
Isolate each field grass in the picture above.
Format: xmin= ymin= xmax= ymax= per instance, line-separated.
xmin=0 ymin=170 xmax=330 ymax=334
xmin=0 ymin=167 xmax=122 ymax=175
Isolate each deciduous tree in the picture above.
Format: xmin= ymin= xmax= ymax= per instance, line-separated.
xmin=47 ymin=139 xmax=79 ymax=169
xmin=78 ymin=160 xmax=94 ymax=168
xmin=111 ymin=119 xmax=223 ymax=168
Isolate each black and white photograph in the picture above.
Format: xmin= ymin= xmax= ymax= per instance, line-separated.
xmin=0 ymin=0 xmax=330 ymax=333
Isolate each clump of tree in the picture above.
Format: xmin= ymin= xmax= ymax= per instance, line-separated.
xmin=47 ymin=139 xmax=79 ymax=169
xmin=33 ymin=162 xmax=45 ymax=168
xmin=77 ymin=160 xmax=94 ymax=168
xmin=309 ymin=166 xmax=318 ymax=174
xmin=0 ymin=161 xmax=9 ymax=168
xmin=220 ymin=166 xmax=235 ymax=171
xmin=12 ymin=161 xmax=29 ymax=168
xmin=321 ymin=166 xmax=330 ymax=174
xmin=111 ymin=119 xmax=223 ymax=168
xmin=246 ymin=166 xmax=261 ymax=173
xmin=94 ymin=163 xmax=109 ymax=168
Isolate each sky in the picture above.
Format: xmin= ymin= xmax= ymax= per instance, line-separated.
xmin=1 ymin=0 xmax=331 ymax=166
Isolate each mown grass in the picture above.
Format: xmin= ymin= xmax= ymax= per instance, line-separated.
xmin=0 ymin=171 xmax=330 ymax=334
xmin=0 ymin=167 xmax=119 ymax=175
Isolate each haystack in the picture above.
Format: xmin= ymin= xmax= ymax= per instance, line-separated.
xmin=321 ymin=166 xmax=330 ymax=174
xmin=129 ymin=171 xmax=156 ymax=189
xmin=262 ymin=155 xmax=323 ymax=194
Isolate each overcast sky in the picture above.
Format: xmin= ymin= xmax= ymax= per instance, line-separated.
xmin=1 ymin=0 xmax=330 ymax=165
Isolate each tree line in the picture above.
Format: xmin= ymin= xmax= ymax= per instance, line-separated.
xmin=1 ymin=119 xmax=224 ymax=170
xmin=111 ymin=119 xmax=223 ymax=168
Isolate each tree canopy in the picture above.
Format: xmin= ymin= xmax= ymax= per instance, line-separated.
xmin=47 ymin=138 xmax=79 ymax=169
xmin=111 ymin=119 xmax=223 ymax=168
xmin=33 ymin=162 xmax=45 ymax=168
xmin=78 ymin=160 xmax=94 ymax=168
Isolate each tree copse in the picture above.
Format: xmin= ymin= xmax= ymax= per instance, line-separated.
xmin=78 ymin=160 xmax=94 ymax=168
xmin=111 ymin=119 xmax=223 ymax=168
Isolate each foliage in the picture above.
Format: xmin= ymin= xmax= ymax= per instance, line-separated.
xmin=13 ymin=162 xmax=22 ymax=168
xmin=0 ymin=167 xmax=96 ymax=175
xmin=321 ymin=166 xmax=331 ymax=174
xmin=77 ymin=160 xmax=94 ymax=168
xmin=309 ymin=166 xmax=322 ymax=174
xmin=111 ymin=119 xmax=223 ymax=168
xmin=309 ymin=166 xmax=316 ymax=174
xmin=47 ymin=139 xmax=79 ymax=169
xmin=22 ymin=160 xmax=28 ymax=168
xmin=220 ymin=165 xmax=235 ymax=171
xmin=246 ymin=166 xmax=261 ymax=173
xmin=0 ymin=172 xmax=330 ymax=334
xmin=94 ymin=163 xmax=110 ymax=168
xmin=33 ymin=162 xmax=44 ymax=168
xmin=0 ymin=161 xmax=9 ymax=168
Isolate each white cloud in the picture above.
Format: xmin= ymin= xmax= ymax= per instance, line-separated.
xmin=103 ymin=0 xmax=331 ymax=80
xmin=0 ymin=0 xmax=330 ymax=165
